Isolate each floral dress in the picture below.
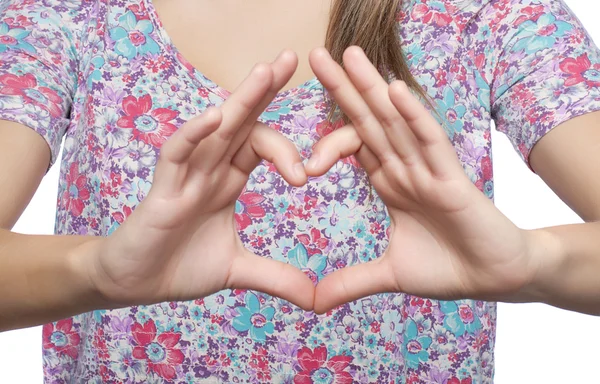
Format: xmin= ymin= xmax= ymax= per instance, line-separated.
xmin=1 ymin=0 xmax=599 ymax=383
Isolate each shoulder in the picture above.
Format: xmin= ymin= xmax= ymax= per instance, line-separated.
xmin=463 ymin=0 xmax=582 ymax=38
xmin=0 ymin=0 xmax=98 ymax=38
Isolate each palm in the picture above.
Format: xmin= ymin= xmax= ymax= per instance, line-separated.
xmin=127 ymin=165 xmax=249 ymax=302
xmin=383 ymin=195 xmax=527 ymax=300
xmin=372 ymin=161 xmax=525 ymax=293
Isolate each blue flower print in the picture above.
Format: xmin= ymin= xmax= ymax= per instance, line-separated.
xmin=288 ymin=243 xmax=326 ymax=284
xmin=87 ymin=56 xmax=105 ymax=88
xmin=189 ymin=305 xmax=204 ymax=321
xmin=381 ymin=310 xmax=402 ymax=341
xmin=474 ymin=70 xmax=491 ymax=111
xmin=322 ymin=162 xmax=357 ymax=196
xmin=261 ymin=98 xmax=293 ymax=121
xmin=476 ymin=24 xmax=492 ymax=42
xmin=365 ymin=334 xmax=377 ymax=349
xmin=110 ymin=11 xmax=160 ymax=59
xmin=273 ymin=194 xmax=290 ymax=214
xmin=367 ymin=360 xmax=379 ymax=378
xmin=207 ymin=323 xmax=219 ymax=335
xmin=352 ymin=221 xmax=367 ymax=239
xmin=92 ymin=309 xmax=106 ymax=323
xmin=511 ymin=14 xmax=573 ymax=54
xmin=436 ymin=87 xmax=466 ymax=136
xmin=402 ymin=319 xmax=432 ymax=370
xmin=440 ymin=301 xmax=482 ymax=336
xmin=203 ymin=292 xmax=237 ymax=309
xmin=232 ymin=292 xmax=275 ymax=343
xmin=0 ymin=22 xmax=34 ymax=53
xmin=247 ymin=165 xmax=276 ymax=194
xmin=364 ymin=234 xmax=376 ymax=251
xmin=319 ymin=201 xmax=352 ymax=238
xmin=404 ymin=42 xmax=426 ymax=68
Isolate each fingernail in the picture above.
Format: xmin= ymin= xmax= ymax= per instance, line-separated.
xmin=306 ymin=154 xmax=320 ymax=170
xmin=294 ymin=163 xmax=305 ymax=178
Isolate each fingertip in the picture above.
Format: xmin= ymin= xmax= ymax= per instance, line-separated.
xmin=313 ymin=306 xmax=329 ymax=316
xmin=251 ymin=62 xmax=274 ymax=85
xmin=274 ymin=163 xmax=307 ymax=188
xmin=275 ymin=49 xmax=298 ymax=67
xmin=202 ymin=106 xmax=223 ymax=127
xmin=304 ymin=153 xmax=321 ymax=176
xmin=288 ymin=162 xmax=308 ymax=187
xmin=342 ymin=45 xmax=365 ymax=64
xmin=283 ymin=268 xmax=316 ymax=311
xmin=389 ymin=80 xmax=409 ymax=99
xmin=297 ymin=292 xmax=316 ymax=312
xmin=304 ymin=157 xmax=333 ymax=178
xmin=306 ymin=152 xmax=338 ymax=178
xmin=309 ymin=47 xmax=332 ymax=65
xmin=274 ymin=152 xmax=307 ymax=188
xmin=182 ymin=107 xmax=222 ymax=143
xmin=272 ymin=50 xmax=298 ymax=90
xmin=313 ymin=279 xmax=341 ymax=314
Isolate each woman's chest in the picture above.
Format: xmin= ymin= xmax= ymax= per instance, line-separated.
xmin=60 ymin=0 xmax=496 ymax=230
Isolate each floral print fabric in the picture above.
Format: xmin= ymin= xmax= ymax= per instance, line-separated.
xmin=1 ymin=0 xmax=600 ymax=382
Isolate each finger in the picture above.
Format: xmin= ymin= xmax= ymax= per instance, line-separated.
xmin=160 ymin=107 xmax=222 ymax=164
xmin=355 ymin=143 xmax=382 ymax=177
xmin=309 ymin=47 xmax=395 ymax=160
xmin=224 ymin=50 xmax=299 ymax=157
xmin=306 ymin=124 xmax=381 ymax=176
xmin=388 ymin=80 xmax=446 ymax=144
xmin=313 ymin=257 xmax=398 ymax=314
xmin=343 ymin=46 xmax=422 ymax=165
xmin=389 ymin=81 xmax=463 ymax=177
xmin=192 ymin=63 xmax=274 ymax=172
xmin=153 ymin=108 xmax=222 ymax=192
xmin=228 ymin=251 xmax=315 ymax=311
xmin=231 ymin=124 xmax=307 ymax=187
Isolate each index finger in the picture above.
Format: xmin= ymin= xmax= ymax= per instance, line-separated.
xmin=309 ymin=47 xmax=396 ymax=160
xmin=223 ymin=50 xmax=299 ymax=158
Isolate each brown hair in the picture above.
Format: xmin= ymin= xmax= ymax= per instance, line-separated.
xmin=324 ymin=0 xmax=429 ymax=120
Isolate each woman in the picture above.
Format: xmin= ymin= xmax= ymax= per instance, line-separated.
xmin=1 ymin=0 xmax=599 ymax=382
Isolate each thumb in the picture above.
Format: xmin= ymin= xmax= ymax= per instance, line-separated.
xmin=314 ymin=255 xmax=397 ymax=314
xmin=306 ymin=124 xmax=381 ymax=177
xmin=227 ymin=250 xmax=316 ymax=311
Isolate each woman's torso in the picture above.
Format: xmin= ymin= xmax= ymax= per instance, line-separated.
xmin=35 ymin=0 xmax=510 ymax=382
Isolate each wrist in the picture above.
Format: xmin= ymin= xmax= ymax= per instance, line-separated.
xmin=515 ymin=228 xmax=565 ymax=303
xmin=67 ymin=237 xmax=118 ymax=311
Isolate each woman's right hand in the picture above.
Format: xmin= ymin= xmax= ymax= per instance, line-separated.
xmin=78 ymin=51 xmax=315 ymax=311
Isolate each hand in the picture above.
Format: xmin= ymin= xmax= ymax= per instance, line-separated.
xmin=79 ymin=51 xmax=315 ymax=311
xmin=307 ymin=46 xmax=540 ymax=313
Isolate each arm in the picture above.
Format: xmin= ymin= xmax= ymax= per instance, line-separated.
xmin=0 ymin=121 xmax=103 ymax=331
xmin=520 ymin=111 xmax=600 ymax=315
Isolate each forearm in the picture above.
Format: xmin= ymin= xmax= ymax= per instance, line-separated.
xmin=517 ymin=221 xmax=600 ymax=315
xmin=0 ymin=229 xmax=106 ymax=331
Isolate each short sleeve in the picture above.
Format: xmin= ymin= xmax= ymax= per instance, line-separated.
xmin=0 ymin=1 xmax=81 ymax=168
xmin=490 ymin=0 xmax=600 ymax=165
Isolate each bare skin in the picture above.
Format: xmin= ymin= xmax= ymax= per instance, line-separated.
xmin=152 ymin=0 xmax=331 ymax=92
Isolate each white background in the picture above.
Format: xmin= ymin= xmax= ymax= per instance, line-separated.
xmin=1 ymin=1 xmax=599 ymax=382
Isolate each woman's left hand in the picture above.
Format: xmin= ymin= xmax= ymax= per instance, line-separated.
xmin=307 ymin=46 xmax=543 ymax=313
